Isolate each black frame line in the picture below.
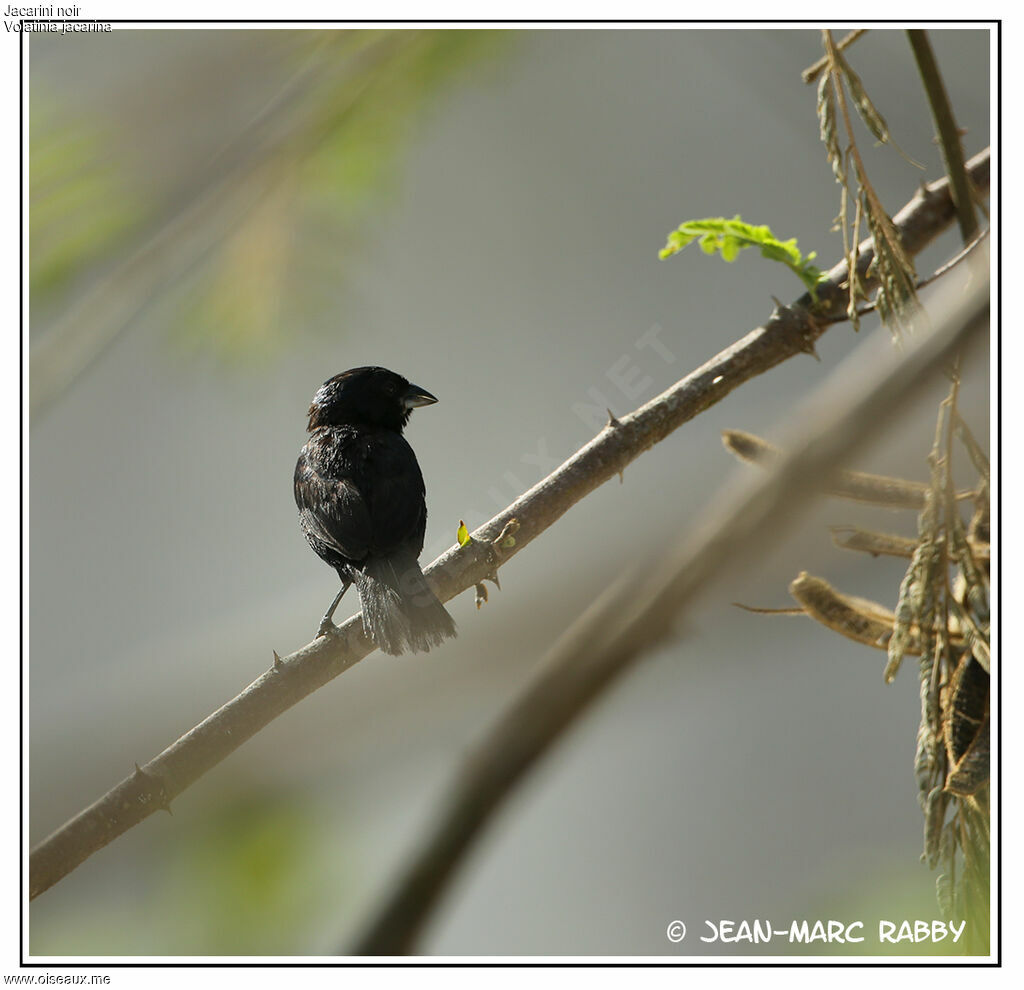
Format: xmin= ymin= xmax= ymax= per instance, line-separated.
xmin=18 ymin=15 xmax=999 ymax=970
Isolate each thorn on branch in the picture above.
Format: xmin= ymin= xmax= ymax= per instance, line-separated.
xmin=470 ymin=519 xmax=519 ymax=599
xmin=132 ymin=762 xmax=173 ymax=815
xmin=803 ymin=314 xmax=824 ymax=361
xmin=769 ymin=297 xmax=821 ymax=359
xmin=606 ymin=408 xmax=620 ymax=429
xmin=272 ymin=650 xmax=283 ymax=671
xmin=492 ymin=519 xmax=519 ymax=553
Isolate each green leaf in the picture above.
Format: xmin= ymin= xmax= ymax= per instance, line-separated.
xmin=660 ymin=215 xmax=826 ymax=297
xmin=457 ymin=520 xmax=472 ymax=547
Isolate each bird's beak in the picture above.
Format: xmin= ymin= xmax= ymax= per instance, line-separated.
xmin=402 ymin=384 xmax=438 ymax=409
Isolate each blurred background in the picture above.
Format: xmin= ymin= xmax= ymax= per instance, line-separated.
xmin=28 ymin=27 xmax=991 ymax=956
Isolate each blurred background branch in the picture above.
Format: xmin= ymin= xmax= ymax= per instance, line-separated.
xmin=353 ymin=261 xmax=989 ymax=956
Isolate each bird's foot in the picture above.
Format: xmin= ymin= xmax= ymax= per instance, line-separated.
xmin=316 ymin=618 xmax=340 ymax=639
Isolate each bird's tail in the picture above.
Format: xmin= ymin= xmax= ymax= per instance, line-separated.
xmin=354 ymin=555 xmax=457 ymax=656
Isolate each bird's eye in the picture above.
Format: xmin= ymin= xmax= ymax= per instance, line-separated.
xmin=385 ymin=382 xmax=398 ymax=395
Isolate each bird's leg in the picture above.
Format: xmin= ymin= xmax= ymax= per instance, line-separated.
xmin=317 ymin=581 xmax=351 ymax=638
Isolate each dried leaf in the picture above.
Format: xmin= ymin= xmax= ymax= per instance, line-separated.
xmin=836 ymin=49 xmax=890 ymax=144
xmin=817 ymin=73 xmax=845 ymax=183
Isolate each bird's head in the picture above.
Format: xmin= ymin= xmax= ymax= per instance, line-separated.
xmin=306 ymin=366 xmax=438 ymax=433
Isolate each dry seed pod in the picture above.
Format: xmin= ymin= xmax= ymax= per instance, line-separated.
xmin=830 ymin=526 xmax=919 ymax=558
xmin=723 ymin=429 xmax=974 ymax=508
xmin=943 ymin=654 xmax=990 ymax=797
xmin=788 ymin=572 xmax=899 ymax=651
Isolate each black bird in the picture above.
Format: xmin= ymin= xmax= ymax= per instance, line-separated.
xmin=294 ymin=366 xmax=457 ymax=655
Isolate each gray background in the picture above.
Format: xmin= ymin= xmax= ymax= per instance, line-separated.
xmin=29 ymin=28 xmax=991 ymax=955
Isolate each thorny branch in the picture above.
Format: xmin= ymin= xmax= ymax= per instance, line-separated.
xmin=29 ymin=148 xmax=990 ymax=902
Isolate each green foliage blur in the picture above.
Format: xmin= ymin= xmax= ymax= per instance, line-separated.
xmin=31 ymin=789 xmax=357 ymax=955
xmin=30 ymin=30 xmax=507 ymax=367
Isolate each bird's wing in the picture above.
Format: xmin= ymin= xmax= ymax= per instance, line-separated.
xmin=363 ymin=434 xmax=428 ymax=556
xmin=295 ymin=459 xmax=372 ymax=561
